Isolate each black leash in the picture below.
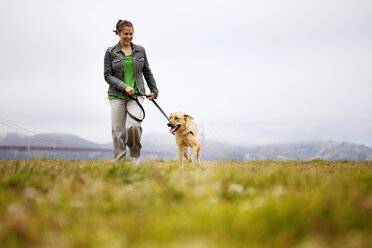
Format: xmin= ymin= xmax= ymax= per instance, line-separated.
xmin=124 ymin=92 xmax=169 ymax=123
xmin=124 ymin=93 xmax=146 ymax=122
xmin=150 ymin=98 xmax=170 ymax=122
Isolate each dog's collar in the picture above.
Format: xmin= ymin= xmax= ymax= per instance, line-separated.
xmin=180 ymin=127 xmax=194 ymax=136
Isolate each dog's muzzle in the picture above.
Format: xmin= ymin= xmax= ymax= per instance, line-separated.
xmin=168 ymin=122 xmax=180 ymax=135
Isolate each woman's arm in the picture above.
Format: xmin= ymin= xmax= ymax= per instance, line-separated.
xmin=142 ymin=48 xmax=159 ymax=98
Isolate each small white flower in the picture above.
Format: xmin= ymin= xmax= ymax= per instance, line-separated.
xmin=228 ymin=183 xmax=244 ymax=193
xmin=23 ymin=187 xmax=39 ymax=201
xmin=6 ymin=203 xmax=22 ymax=214
xmin=272 ymin=185 xmax=284 ymax=196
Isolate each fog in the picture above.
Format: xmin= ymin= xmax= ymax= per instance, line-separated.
xmin=1 ymin=0 xmax=371 ymax=147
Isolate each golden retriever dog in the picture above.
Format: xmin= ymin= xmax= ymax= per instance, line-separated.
xmin=167 ymin=112 xmax=201 ymax=164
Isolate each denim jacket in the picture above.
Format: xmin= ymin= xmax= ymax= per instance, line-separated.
xmin=104 ymin=42 xmax=159 ymax=98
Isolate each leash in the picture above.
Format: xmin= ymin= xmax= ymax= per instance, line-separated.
xmin=150 ymin=98 xmax=170 ymax=122
xmin=124 ymin=92 xmax=170 ymax=123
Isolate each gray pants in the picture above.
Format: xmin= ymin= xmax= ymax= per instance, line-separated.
xmin=109 ymin=97 xmax=144 ymax=161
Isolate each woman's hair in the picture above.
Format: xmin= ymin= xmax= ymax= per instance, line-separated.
xmin=113 ymin=20 xmax=134 ymax=34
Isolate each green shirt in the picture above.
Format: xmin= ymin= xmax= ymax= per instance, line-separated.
xmin=108 ymin=55 xmax=138 ymax=100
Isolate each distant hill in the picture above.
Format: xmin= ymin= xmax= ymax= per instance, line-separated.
xmin=0 ymin=132 xmax=111 ymax=148
xmin=241 ymin=141 xmax=372 ymax=161
xmin=142 ymin=135 xmax=372 ymax=161
xmin=1 ymin=132 xmax=372 ymax=161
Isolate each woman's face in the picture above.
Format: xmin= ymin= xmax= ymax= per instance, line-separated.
xmin=119 ymin=26 xmax=134 ymax=46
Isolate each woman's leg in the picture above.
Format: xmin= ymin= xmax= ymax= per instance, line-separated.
xmin=109 ymin=98 xmax=127 ymax=161
xmin=125 ymin=96 xmax=144 ymax=159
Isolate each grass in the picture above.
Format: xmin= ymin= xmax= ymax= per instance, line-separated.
xmin=0 ymin=159 xmax=371 ymax=247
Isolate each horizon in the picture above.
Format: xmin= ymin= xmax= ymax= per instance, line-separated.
xmin=2 ymin=125 xmax=372 ymax=150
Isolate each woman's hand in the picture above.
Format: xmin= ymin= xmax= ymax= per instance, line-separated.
xmin=146 ymin=93 xmax=155 ymax=100
xmin=125 ymin=86 xmax=135 ymax=95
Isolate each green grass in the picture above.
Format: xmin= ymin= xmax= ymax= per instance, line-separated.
xmin=0 ymin=159 xmax=371 ymax=248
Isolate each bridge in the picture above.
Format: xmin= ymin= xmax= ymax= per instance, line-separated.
xmin=0 ymin=117 xmax=176 ymax=160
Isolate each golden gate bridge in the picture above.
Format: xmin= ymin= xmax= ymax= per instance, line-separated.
xmin=0 ymin=116 xmax=175 ymax=159
xmin=0 ymin=117 xmax=112 ymax=152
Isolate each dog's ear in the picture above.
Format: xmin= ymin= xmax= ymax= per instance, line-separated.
xmin=184 ymin=114 xmax=194 ymax=120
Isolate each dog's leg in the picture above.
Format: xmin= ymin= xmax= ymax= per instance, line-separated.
xmin=178 ymin=146 xmax=184 ymax=165
xmin=188 ymin=146 xmax=197 ymax=162
xmin=183 ymin=147 xmax=188 ymax=160
xmin=196 ymin=145 xmax=201 ymax=164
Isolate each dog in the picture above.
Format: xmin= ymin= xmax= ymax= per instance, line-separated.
xmin=167 ymin=112 xmax=201 ymax=164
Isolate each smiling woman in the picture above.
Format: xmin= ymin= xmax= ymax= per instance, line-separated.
xmin=104 ymin=19 xmax=159 ymax=163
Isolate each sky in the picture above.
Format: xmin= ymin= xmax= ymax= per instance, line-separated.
xmin=0 ymin=0 xmax=372 ymax=147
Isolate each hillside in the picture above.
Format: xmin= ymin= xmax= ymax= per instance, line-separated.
xmin=242 ymin=141 xmax=372 ymax=161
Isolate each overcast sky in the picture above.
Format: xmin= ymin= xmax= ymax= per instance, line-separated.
xmin=1 ymin=0 xmax=371 ymax=147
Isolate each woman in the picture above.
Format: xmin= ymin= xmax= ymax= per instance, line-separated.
xmin=104 ymin=20 xmax=159 ymax=163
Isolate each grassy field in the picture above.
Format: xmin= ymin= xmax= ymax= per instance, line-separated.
xmin=0 ymin=159 xmax=371 ymax=248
